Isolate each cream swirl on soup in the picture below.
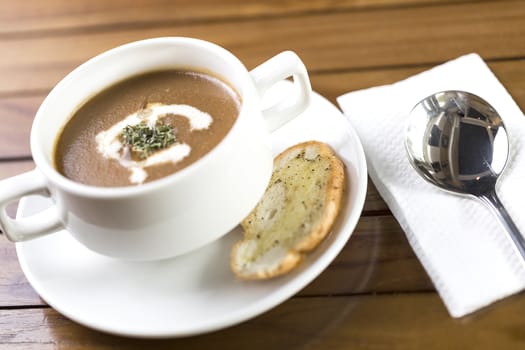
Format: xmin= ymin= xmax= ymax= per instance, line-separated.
xmin=95 ymin=102 xmax=213 ymax=184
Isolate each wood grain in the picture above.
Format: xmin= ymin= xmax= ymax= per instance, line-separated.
xmin=2 ymin=59 xmax=524 ymax=159
xmin=1 ymin=59 xmax=522 ymax=214
xmin=0 ymin=160 xmax=34 ymax=179
xmin=0 ymin=96 xmax=42 ymax=158
xmin=1 ymin=292 xmax=525 ymax=349
xmin=0 ymin=234 xmax=42 ymax=306
xmin=0 ymin=160 xmax=35 ymax=218
xmin=312 ymin=59 xmax=525 ymax=110
xmin=0 ymin=1 xmax=523 ymax=95
xmin=0 ymin=162 xmax=39 ymax=304
xmin=2 ymin=57 xmax=523 ymax=215
xmin=0 ymin=0 xmax=485 ymax=35
xmin=1 ymin=0 xmax=525 ymax=347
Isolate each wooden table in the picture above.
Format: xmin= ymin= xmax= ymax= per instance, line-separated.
xmin=1 ymin=0 xmax=525 ymax=348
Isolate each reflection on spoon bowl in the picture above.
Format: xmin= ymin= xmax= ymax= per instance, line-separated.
xmin=405 ymin=90 xmax=525 ymax=260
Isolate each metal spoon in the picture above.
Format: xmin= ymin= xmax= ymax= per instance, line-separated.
xmin=405 ymin=90 xmax=525 ymax=259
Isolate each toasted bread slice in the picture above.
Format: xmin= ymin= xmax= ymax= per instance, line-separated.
xmin=231 ymin=141 xmax=345 ymax=280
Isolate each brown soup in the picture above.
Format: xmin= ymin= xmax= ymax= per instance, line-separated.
xmin=54 ymin=70 xmax=241 ymax=187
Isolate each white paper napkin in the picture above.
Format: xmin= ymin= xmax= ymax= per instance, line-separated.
xmin=337 ymin=53 xmax=525 ymax=317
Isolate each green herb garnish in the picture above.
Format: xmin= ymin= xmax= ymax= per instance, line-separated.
xmin=121 ymin=122 xmax=177 ymax=159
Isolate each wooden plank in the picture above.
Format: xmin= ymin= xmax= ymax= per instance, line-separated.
xmin=2 ymin=58 xmax=524 ymax=212
xmin=0 ymin=1 xmax=523 ymax=95
xmin=0 ymin=214 xmax=431 ymax=307
xmin=311 ymin=59 xmax=525 ymax=111
xmin=0 ymin=160 xmax=35 ymax=219
xmin=2 ymin=59 xmax=524 ymax=159
xmin=0 ymin=161 xmax=41 ymax=306
xmin=0 ymin=96 xmax=42 ymax=158
xmin=1 ymin=59 xmax=522 ymax=212
xmin=1 ymin=292 xmax=525 ymax=349
xmin=0 ymin=235 xmax=42 ymax=306
xmin=0 ymin=160 xmax=34 ymax=179
xmin=0 ymin=0 xmax=484 ymax=35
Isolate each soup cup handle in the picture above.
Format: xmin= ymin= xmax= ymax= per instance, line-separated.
xmin=0 ymin=169 xmax=62 ymax=242
xmin=250 ymin=51 xmax=312 ymax=132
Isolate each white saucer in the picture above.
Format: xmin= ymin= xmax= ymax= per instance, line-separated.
xmin=16 ymin=83 xmax=368 ymax=338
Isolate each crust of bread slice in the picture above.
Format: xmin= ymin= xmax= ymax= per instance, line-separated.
xmin=231 ymin=141 xmax=345 ymax=280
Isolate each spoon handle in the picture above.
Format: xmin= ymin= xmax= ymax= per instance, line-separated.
xmin=479 ymin=189 xmax=525 ymax=260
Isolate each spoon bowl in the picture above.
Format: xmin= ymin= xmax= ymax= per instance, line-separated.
xmin=405 ymin=90 xmax=525 ymax=259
